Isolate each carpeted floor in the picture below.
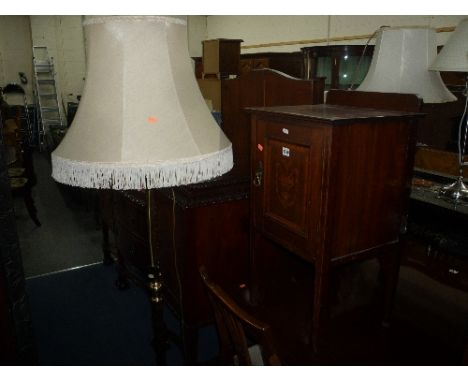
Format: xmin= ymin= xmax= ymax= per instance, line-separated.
xmin=11 ymin=149 xmax=468 ymax=366
xmin=26 ymin=263 xmax=159 ymax=365
xmin=25 ymin=263 xmax=219 ymax=365
xmin=14 ymin=151 xmax=103 ymax=278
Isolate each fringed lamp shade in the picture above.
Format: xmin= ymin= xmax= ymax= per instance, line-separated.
xmin=357 ymin=27 xmax=456 ymax=103
xmin=51 ymin=16 xmax=233 ymax=190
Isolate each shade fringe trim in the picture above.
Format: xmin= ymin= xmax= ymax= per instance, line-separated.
xmin=51 ymin=145 xmax=233 ymax=190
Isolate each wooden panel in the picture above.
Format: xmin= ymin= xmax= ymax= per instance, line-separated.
xmin=327 ymin=119 xmax=415 ymax=259
xmin=240 ymin=52 xmax=304 ymax=78
xmin=239 ymin=58 xmax=270 ymax=76
xmin=414 ymin=146 xmax=468 ymax=177
xmin=264 ymin=73 xmax=324 ymax=107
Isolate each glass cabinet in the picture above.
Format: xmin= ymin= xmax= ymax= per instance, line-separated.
xmin=302 ymin=45 xmax=374 ymax=90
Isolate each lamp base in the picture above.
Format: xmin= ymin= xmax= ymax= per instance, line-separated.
xmin=438 ymin=176 xmax=468 ymax=202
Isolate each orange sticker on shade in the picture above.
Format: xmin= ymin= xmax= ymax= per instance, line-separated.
xmin=147 ymin=116 xmax=158 ymax=124
xmin=257 ymin=144 xmax=263 ymax=151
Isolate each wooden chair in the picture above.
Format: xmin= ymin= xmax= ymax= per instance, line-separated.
xmin=1 ymin=106 xmax=40 ymax=227
xmin=199 ymin=266 xmax=281 ymax=366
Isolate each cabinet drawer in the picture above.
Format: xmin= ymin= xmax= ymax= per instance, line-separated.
xmin=115 ymin=223 xmax=150 ymax=279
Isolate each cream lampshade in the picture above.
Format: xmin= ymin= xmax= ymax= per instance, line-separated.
xmin=357 ymin=27 xmax=456 ymax=103
xmin=430 ymin=18 xmax=468 ymax=72
xmin=51 ymin=16 xmax=233 ymax=190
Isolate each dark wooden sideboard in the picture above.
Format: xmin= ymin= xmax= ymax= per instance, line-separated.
xmin=407 ymin=171 xmax=468 ymax=291
xmin=247 ymin=100 xmax=423 ymax=351
xmin=105 ymin=176 xmax=250 ymax=363
xmin=100 ymin=69 xmax=325 ymax=363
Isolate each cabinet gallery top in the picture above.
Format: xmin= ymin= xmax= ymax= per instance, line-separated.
xmin=245 ymin=104 xmax=424 ymax=124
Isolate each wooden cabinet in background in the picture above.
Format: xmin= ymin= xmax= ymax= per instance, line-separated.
xmin=202 ymin=39 xmax=243 ymax=78
xmin=222 ymin=69 xmax=324 ymax=178
xmin=239 ymin=52 xmax=304 ymax=78
xmin=247 ymin=100 xmax=423 ymax=351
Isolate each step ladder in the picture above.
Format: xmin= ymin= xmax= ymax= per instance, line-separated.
xmin=32 ymin=46 xmax=66 ymax=151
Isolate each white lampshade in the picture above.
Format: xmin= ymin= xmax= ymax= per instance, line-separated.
xmin=357 ymin=27 xmax=456 ymax=103
xmin=52 ymin=16 xmax=233 ymax=190
xmin=430 ymin=18 xmax=468 ymax=72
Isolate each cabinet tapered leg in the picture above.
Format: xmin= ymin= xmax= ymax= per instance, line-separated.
xmin=311 ymin=257 xmax=331 ymax=354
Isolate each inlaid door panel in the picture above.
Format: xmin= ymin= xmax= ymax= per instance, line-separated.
xmin=253 ymin=118 xmax=328 ymax=260
xmin=264 ymin=138 xmax=310 ymax=237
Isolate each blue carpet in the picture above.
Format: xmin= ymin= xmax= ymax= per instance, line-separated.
xmin=25 ymin=263 xmax=218 ymax=365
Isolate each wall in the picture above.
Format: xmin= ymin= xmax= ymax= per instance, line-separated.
xmin=0 ymin=16 xmax=34 ymax=104
xmin=187 ymin=16 xmax=207 ymax=57
xmin=204 ymin=15 xmax=468 ymax=54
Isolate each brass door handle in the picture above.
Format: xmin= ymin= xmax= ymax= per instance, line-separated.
xmin=253 ymin=161 xmax=263 ymax=187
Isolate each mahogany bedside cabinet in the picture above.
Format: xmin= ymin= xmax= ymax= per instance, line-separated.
xmin=247 ymin=103 xmax=423 ymax=353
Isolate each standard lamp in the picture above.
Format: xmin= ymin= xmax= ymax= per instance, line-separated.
xmin=429 ymin=18 xmax=468 ymax=202
xmin=51 ymin=16 xmax=233 ymax=362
